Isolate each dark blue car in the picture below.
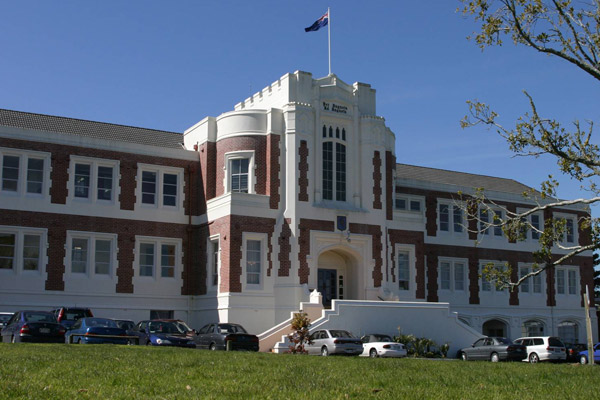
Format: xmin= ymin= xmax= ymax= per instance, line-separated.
xmin=65 ymin=317 xmax=128 ymax=344
xmin=128 ymin=320 xmax=196 ymax=348
xmin=1 ymin=310 xmax=65 ymax=343
xmin=578 ymin=343 xmax=600 ymax=364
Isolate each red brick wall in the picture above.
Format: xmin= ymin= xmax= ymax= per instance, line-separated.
xmin=278 ymin=219 xmax=292 ymax=277
xmin=298 ymin=141 xmax=309 ymax=202
xmin=267 ymin=135 xmax=281 ymax=209
xmin=385 ymin=152 xmax=395 ymax=220
xmin=214 ymin=136 xmax=267 ymax=198
xmin=298 ymin=219 xmax=335 ymax=284
xmin=199 ymin=141 xmax=217 ymax=201
xmin=372 ymin=151 xmax=382 ymax=210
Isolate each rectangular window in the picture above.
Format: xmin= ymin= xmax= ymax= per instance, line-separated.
xmin=140 ymin=243 xmax=155 ymax=277
xmin=161 ymin=244 xmax=175 ymax=278
xmin=71 ymin=238 xmax=88 ymax=273
xmin=335 ymin=143 xmax=346 ymax=201
xmin=246 ymin=240 xmax=261 ymax=285
xmin=454 ymin=263 xmax=465 ymax=291
xmin=493 ymin=210 xmax=503 ymax=237
xmin=439 ymin=204 xmax=449 ymax=231
xmin=163 ymin=173 xmax=178 ymax=206
xmin=395 ymin=198 xmax=406 ymax=210
xmin=556 ymin=269 xmax=565 ymax=294
xmin=531 ymin=214 xmax=540 ymax=240
xmin=568 ymin=270 xmax=577 ymax=295
xmin=440 ymin=262 xmax=451 ymax=290
xmin=481 ymin=264 xmax=491 ymax=292
xmin=520 ymin=267 xmax=530 ymax=293
xmin=398 ymin=251 xmax=410 ymax=290
xmin=97 ymin=166 xmax=113 ymax=201
xmin=322 ymin=142 xmax=333 ymax=200
xmin=26 ymin=158 xmax=44 ymax=194
xmin=409 ymin=200 xmax=421 ymax=212
xmin=480 ymin=209 xmax=489 ymax=235
xmin=2 ymin=155 xmax=20 ymax=192
xmin=142 ymin=171 xmax=157 ymax=204
xmin=95 ymin=240 xmax=111 ymax=275
xmin=74 ymin=164 xmax=91 ymax=198
xmin=22 ymin=234 xmax=40 ymax=271
xmin=533 ymin=272 xmax=542 ymax=293
xmin=0 ymin=233 xmax=16 ymax=269
xmin=211 ymin=240 xmax=219 ymax=286
xmin=453 ymin=206 xmax=463 ymax=233
xmin=565 ymin=219 xmax=574 ymax=244
xmin=231 ymin=159 xmax=249 ymax=193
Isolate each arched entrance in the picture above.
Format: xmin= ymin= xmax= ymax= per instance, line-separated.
xmin=482 ymin=319 xmax=508 ymax=337
xmin=317 ymin=249 xmax=359 ymax=308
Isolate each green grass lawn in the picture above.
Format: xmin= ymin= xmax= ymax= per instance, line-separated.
xmin=0 ymin=343 xmax=596 ymax=400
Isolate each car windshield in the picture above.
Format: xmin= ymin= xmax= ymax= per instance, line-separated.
xmin=175 ymin=321 xmax=193 ymax=332
xmin=148 ymin=321 xmax=185 ymax=334
xmin=329 ymin=330 xmax=352 ymax=338
xmin=495 ymin=337 xmax=512 ymax=345
xmin=218 ymin=324 xmax=247 ymax=334
xmin=24 ymin=312 xmax=56 ymax=323
xmin=85 ymin=318 xmax=117 ymax=328
xmin=373 ymin=335 xmax=393 ymax=342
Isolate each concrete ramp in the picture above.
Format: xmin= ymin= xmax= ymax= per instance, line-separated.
xmin=272 ymin=299 xmax=482 ymax=356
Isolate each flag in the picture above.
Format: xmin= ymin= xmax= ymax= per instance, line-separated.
xmin=304 ymin=11 xmax=328 ymax=32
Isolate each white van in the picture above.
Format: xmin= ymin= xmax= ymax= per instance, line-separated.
xmin=513 ymin=336 xmax=567 ymax=363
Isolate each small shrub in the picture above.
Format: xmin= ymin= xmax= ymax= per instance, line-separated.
xmin=287 ymin=312 xmax=311 ymax=354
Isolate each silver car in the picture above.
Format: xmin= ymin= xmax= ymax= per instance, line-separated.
xmin=305 ymin=329 xmax=363 ymax=356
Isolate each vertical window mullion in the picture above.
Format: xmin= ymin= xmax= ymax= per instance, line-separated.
xmin=335 ymin=143 xmax=346 ymax=201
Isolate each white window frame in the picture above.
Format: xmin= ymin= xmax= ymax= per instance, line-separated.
xmin=69 ymin=156 xmax=119 ymax=205
xmin=397 ymin=250 xmax=410 ymax=291
xmin=223 ymin=151 xmax=255 ymax=195
xmin=136 ymin=164 xmax=184 ymax=210
xmin=241 ymin=232 xmax=267 ymax=290
xmin=518 ymin=264 xmax=544 ymax=295
xmin=0 ymin=148 xmax=51 ymax=199
xmin=438 ymin=200 xmax=466 ymax=236
xmin=0 ymin=226 xmax=47 ymax=275
xmin=395 ymin=194 xmax=424 ymax=213
xmin=134 ymin=236 xmax=181 ymax=280
xmin=478 ymin=207 xmax=507 ymax=240
xmin=438 ymin=258 xmax=467 ymax=292
xmin=555 ymin=265 xmax=579 ymax=296
xmin=553 ymin=213 xmax=578 ymax=246
xmin=394 ymin=244 xmax=415 ymax=294
xmin=207 ymin=235 xmax=220 ymax=291
xmin=65 ymin=231 xmax=117 ymax=279
xmin=479 ymin=260 xmax=509 ymax=294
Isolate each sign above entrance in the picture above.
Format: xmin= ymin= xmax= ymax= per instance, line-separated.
xmin=323 ymin=102 xmax=348 ymax=115
xmin=337 ymin=216 xmax=347 ymax=231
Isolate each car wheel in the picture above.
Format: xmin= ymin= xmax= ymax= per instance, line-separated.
xmin=209 ymin=343 xmax=217 ymax=351
xmin=321 ymin=346 xmax=329 ymax=357
xmin=490 ymin=353 xmax=499 ymax=363
xmin=369 ymin=348 xmax=378 ymax=358
xmin=460 ymin=352 xmax=468 ymax=361
xmin=579 ymin=355 xmax=588 ymax=365
xmin=529 ymin=353 xmax=539 ymax=363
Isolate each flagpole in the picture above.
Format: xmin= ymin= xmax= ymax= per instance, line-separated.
xmin=328 ymin=7 xmax=331 ymax=75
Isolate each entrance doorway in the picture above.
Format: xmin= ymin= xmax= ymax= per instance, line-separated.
xmin=482 ymin=319 xmax=508 ymax=337
xmin=318 ymin=269 xmax=337 ymax=308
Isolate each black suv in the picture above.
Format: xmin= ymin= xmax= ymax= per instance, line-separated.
xmin=51 ymin=307 xmax=93 ymax=329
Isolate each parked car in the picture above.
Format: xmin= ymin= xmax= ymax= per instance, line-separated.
xmin=513 ymin=336 xmax=566 ymax=363
xmin=1 ymin=311 xmax=65 ymax=343
xmin=360 ymin=333 xmax=407 ymax=358
xmin=158 ymin=319 xmax=197 ymax=339
xmin=564 ymin=343 xmax=587 ymax=362
xmin=114 ymin=319 xmax=135 ymax=332
xmin=128 ymin=320 xmax=196 ymax=348
xmin=458 ymin=337 xmax=527 ymax=362
xmin=0 ymin=312 xmax=13 ymax=328
xmin=578 ymin=342 xmax=600 ymax=364
xmin=196 ymin=323 xmax=259 ymax=351
xmin=65 ymin=317 xmax=129 ymax=344
xmin=305 ymin=329 xmax=363 ymax=356
xmin=51 ymin=307 xmax=93 ymax=329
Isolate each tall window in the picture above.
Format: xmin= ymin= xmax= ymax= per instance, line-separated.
xmin=439 ymin=202 xmax=464 ymax=233
xmin=0 ymin=233 xmax=15 ymax=269
xmin=2 ymin=155 xmax=20 ymax=192
xmin=246 ymin=240 xmax=261 ymax=285
xmin=398 ymin=251 xmax=410 ymax=290
xmin=322 ymin=125 xmax=346 ymax=202
xmin=140 ymin=243 xmax=155 ymax=277
xmin=210 ymin=239 xmax=219 ymax=287
xmin=71 ymin=238 xmax=88 ymax=273
xmin=95 ymin=240 xmax=111 ymax=275
xmin=74 ymin=164 xmax=91 ymax=198
xmin=161 ymin=244 xmax=175 ymax=278
xmin=23 ymin=234 xmax=41 ymax=271
xmin=231 ymin=159 xmax=249 ymax=193
xmin=439 ymin=260 xmax=465 ymax=292
xmin=163 ymin=174 xmax=178 ymax=206
xmin=26 ymin=158 xmax=44 ymax=194
xmin=141 ymin=171 xmax=157 ymax=204
xmin=97 ymin=166 xmax=113 ymax=201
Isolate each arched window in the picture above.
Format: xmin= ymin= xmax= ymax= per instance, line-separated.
xmin=322 ymin=125 xmax=326 ymax=138
xmin=522 ymin=319 xmax=545 ymax=337
xmin=482 ymin=319 xmax=507 ymax=337
xmin=322 ymin=125 xmax=347 ymax=201
xmin=558 ymin=321 xmax=579 ymax=344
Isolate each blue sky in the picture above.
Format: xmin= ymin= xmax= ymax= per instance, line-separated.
xmin=0 ymin=1 xmax=598 ymax=207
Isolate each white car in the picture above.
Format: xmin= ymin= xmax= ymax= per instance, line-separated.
xmin=360 ymin=334 xmax=407 ymax=358
xmin=513 ymin=336 xmax=567 ymax=363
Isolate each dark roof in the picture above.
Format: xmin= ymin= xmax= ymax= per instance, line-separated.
xmin=0 ymin=109 xmax=183 ymax=149
xmin=396 ymin=163 xmax=533 ymax=195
